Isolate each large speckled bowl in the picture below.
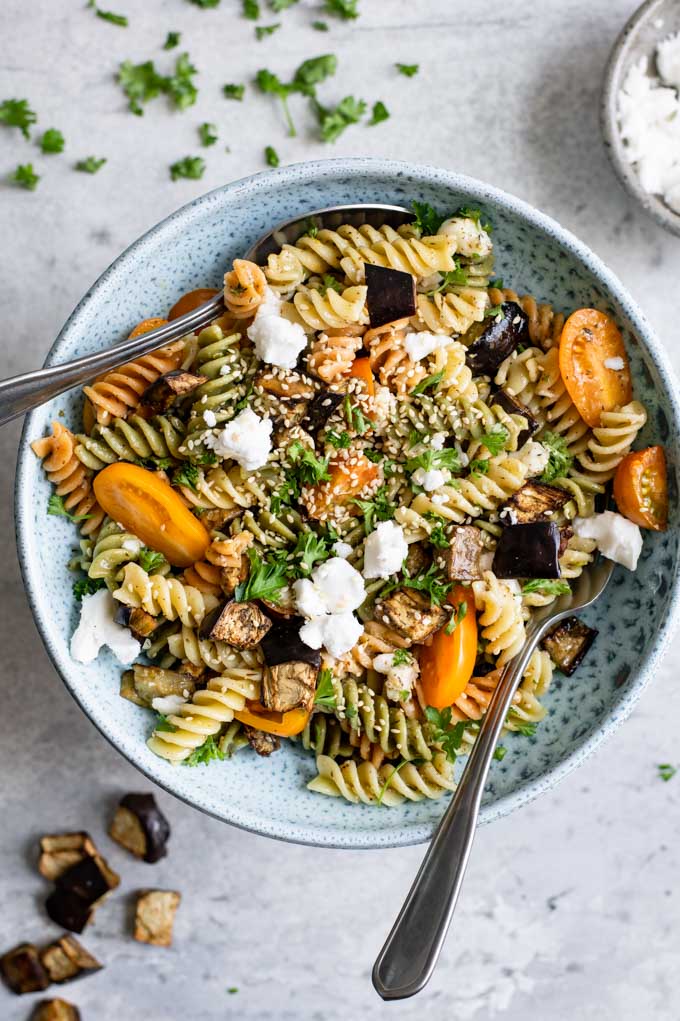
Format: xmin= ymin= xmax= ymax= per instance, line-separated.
xmin=15 ymin=159 xmax=680 ymax=848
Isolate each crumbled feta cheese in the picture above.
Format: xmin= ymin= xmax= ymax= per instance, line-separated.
xmin=247 ymin=287 xmax=307 ymax=368
xmin=332 ymin=540 xmax=353 ymax=559
xmin=573 ymin=511 xmax=643 ymax=571
xmin=151 ymin=694 xmax=187 ymax=716
xmin=516 ymin=440 xmax=550 ymax=476
xmin=373 ymin=652 xmax=420 ymax=702
xmin=70 ymin=589 xmax=141 ymax=665
xmin=658 ymin=31 xmax=680 ymax=90
xmin=203 ymin=409 xmax=217 ymax=427
xmin=430 ymin=432 xmax=447 ymax=450
xmin=412 ymin=466 xmax=449 ymax=492
xmin=604 ymin=356 xmax=625 ymax=371
xmin=299 ymin=611 xmax=363 ymax=658
xmin=293 ymin=578 xmax=329 ymax=619
xmin=404 ymin=331 xmax=449 ymax=362
xmin=437 ymin=216 xmax=493 ymax=258
xmin=363 ymin=520 xmax=408 ymax=580
xmin=294 ymin=558 xmax=366 ymax=657
xmin=204 ymin=408 xmax=272 ymax=470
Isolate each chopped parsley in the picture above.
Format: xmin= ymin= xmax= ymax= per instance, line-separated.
xmin=406 ymin=446 xmax=461 ymax=476
xmin=270 ymin=0 xmax=299 ymax=8
xmin=265 ymin=144 xmax=280 ymax=167
xmin=0 ymin=98 xmax=37 ymax=138
xmin=88 ymin=1 xmax=129 ymax=26
xmin=412 ymin=370 xmax=444 ymax=396
xmin=325 ymin=429 xmax=351 ymax=448
xmin=235 ymin=548 xmax=289 ymax=603
xmin=539 ymin=431 xmax=573 ymax=483
xmin=40 ymin=128 xmax=65 ymax=154
xmin=508 ymin=711 xmax=538 ymax=737
xmin=118 ymin=59 xmax=169 ymax=115
xmin=368 ymin=100 xmax=389 ymax=125
xmin=352 ymin=485 xmax=394 ymax=535
xmin=290 ymin=530 xmax=332 ymax=575
xmin=12 ymin=163 xmax=40 ymax=190
xmin=243 ymin=0 xmax=260 ymax=16
xmin=172 ymin=462 xmax=200 ymax=490
xmin=324 ymin=0 xmax=359 ymax=18
xmin=47 ymin=494 xmax=91 ymax=521
xmin=138 ymin=548 xmax=168 ymax=574
xmin=445 ymin=599 xmax=467 ymax=635
xmin=73 ymin=576 xmax=106 ymax=600
xmin=313 ymin=94 xmax=366 ymax=142
xmin=199 ymin=122 xmax=218 ymax=146
xmin=396 ymin=63 xmax=419 ymax=77
xmin=164 ymin=31 xmax=181 ymax=49
xmin=189 ymin=0 xmax=221 ymax=5
xmin=424 ymin=706 xmax=468 ymax=762
xmin=469 ymin=458 xmax=489 ymax=476
xmin=75 ymin=156 xmax=107 ymax=173
xmin=256 ymin=23 xmax=281 ymax=39
xmin=478 ymin=425 xmax=508 ymax=456
xmin=227 ymin=987 xmax=239 ymax=995
xmin=183 ymin=735 xmax=225 ymax=766
xmin=314 ymin=668 xmax=336 ymax=708
xmin=411 ymin=200 xmax=443 ymax=236
xmin=658 ymin=763 xmax=677 ymax=782
xmin=288 ymin=440 xmax=330 ymax=484
xmin=170 ymin=155 xmax=205 ymax=180
xmin=167 ymin=52 xmax=198 ymax=109
xmin=392 ymin=649 xmax=412 ymax=667
xmin=343 ymin=395 xmax=373 ymax=434
xmin=426 ymin=519 xmax=448 ymax=549
xmin=154 ymin=713 xmax=178 ymax=733
xmin=455 ymin=205 xmax=492 ymax=233
xmin=427 ymin=266 xmax=468 ymax=292
xmin=382 ymin=562 xmax=452 ymax=607
xmin=490 ymin=277 xmax=504 ymax=289
xmin=484 ymin=304 xmax=503 ymax=320
xmin=223 ymin=83 xmax=245 ymax=100
xmin=494 ymin=745 xmax=507 ymax=761
xmin=313 ymin=20 xmax=329 ymax=30
xmin=521 ymin=579 xmax=571 ymax=596
xmin=319 ymin=273 xmax=343 ymax=294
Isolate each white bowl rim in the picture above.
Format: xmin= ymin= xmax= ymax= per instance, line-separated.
xmin=15 ymin=157 xmax=680 ymax=848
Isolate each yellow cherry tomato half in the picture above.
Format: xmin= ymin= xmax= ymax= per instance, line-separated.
xmin=234 ymin=702 xmax=311 ymax=737
xmin=418 ymin=585 xmax=478 ymax=709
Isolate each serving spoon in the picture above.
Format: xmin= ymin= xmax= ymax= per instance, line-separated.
xmin=372 ymin=555 xmax=614 ymax=1000
xmin=0 ymin=203 xmax=412 ymax=428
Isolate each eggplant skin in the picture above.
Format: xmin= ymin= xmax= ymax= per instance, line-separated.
xmin=464 ymin=302 xmax=530 ymax=376
xmin=45 ymin=890 xmax=92 ymax=935
xmin=112 ymin=793 xmax=171 ymax=864
xmin=304 ymin=390 xmax=343 ymax=435
xmin=542 ymin=617 xmax=598 ymax=676
xmin=492 ymin=522 xmax=561 ymax=579
xmin=259 ymin=617 xmax=321 ymax=668
xmin=365 ymin=263 xmax=416 ymax=328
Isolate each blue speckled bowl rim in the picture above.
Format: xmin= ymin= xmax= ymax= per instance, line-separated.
xmin=14 ymin=158 xmax=680 ymax=849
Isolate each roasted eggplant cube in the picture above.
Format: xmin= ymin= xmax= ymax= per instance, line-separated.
xmin=31 ymin=1000 xmax=82 ymax=1021
xmin=254 ymin=369 xmax=315 ymax=400
xmin=259 ymin=617 xmax=321 ymax=667
xmin=404 ymin=542 xmax=432 ymax=578
xmin=1 ymin=943 xmax=50 ymax=995
xmin=542 ymin=617 xmax=598 ymax=676
xmin=134 ymin=890 xmax=181 ymax=947
xmin=45 ymin=890 xmax=93 ymax=935
xmin=463 ymin=302 xmax=530 ymax=376
xmin=198 ymin=600 xmax=272 ymax=649
xmin=304 ymin=390 xmax=344 ymax=435
xmin=244 ymin=726 xmax=281 ymax=757
xmin=492 ymin=522 xmax=561 ymax=579
xmin=365 ymin=263 xmax=416 ymax=328
xmin=41 ymin=935 xmax=102 ymax=985
xmin=115 ymin=605 xmax=160 ymax=642
xmin=504 ymin=482 xmax=569 ymax=524
xmin=128 ymin=665 xmax=196 ymax=707
xmin=374 ymin=589 xmax=448 ymax=644
xmin=141 ymin=371 xmax=208 ymax=412
xmin=491 ymin=388 xmax=539 ymax=447
xmin=57 ymin=854 xmax=120 ymax=907
xmin=262 ymin=661 xmax=318 ymax=714
xmin=443 ymin=525 xmax=485 ymax=581
xmin=109 ymin=793 xmax=171 ymax=864
xmin=38 ymin=832 xmax=98 ymax=882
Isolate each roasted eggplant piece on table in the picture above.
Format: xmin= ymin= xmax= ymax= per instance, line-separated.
xmin=46 ymin=852 xmax=120 ymax=934
xmin=0 ymin=942 xmax=50 ymax=994
xmin=491 ymin=388 xmax=539 ymax=447
xmin=38 ymin=833 xmax=98 ymax=882
xmin=365 ymin=264 xmax=416 ymax=328
xmin=134 ymin=890 xmax=181 ymax=947
xmin=441 ymin=525 xmax=485 ymax=581
xmin=492 ymin=522 xmax=561 ymax=579
xmin=244 ymin=727 xmax=281 ymax=757
xmin=503 ymin=482 xmax=569 ymax=524
xmin=41 ymin=935 xmax=102 ymax=985
xmin=141 ymin=371 xmax=207 ymax=413
xmin=31 ymin=1000 xmax=82 ymax=1021
xmin=463 ymin=302 xmax=529 ymax=376
xmin=542 ymin=617 xmax=598 ymax=675
xmin=199 ymin=599 xmax=272 ymax=649
xmin=120 ymin=665 xmax=197 ymax=708
xmin=109 ymin=793 xmax=171 ymax=864
xmin=374 ymin=588 xmax=448 ymax=644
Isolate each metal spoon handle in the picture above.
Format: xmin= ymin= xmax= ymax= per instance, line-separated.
xmin=372 ymin=626 xmax=543 ymax=1001
xmin=0 ymin=293 xmax=225 ymax=428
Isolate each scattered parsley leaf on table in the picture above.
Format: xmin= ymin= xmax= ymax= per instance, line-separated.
xmin=313 ymin=95 xmax=366 ymax=142
xmin=396 ymin=62 xmax=419 ymax=77
xmin=88 ymin=1 xmax=129 ymax=27
xmin=199 ymin=122 xmax=218 ymax=146
xmin=76 ymin=156 xmax=107 ymax=173
xmin=658 ymin=763 xmax=677 ymax=782
xmin=293 ymin=54 xmax=337 ymax=94
xmin=369 ymin=100 xmax=389 ymax=125
xmin=265 ymin=144 xmax=280 ymax=167
xmin=170 ymin=155 xmax=205 ymax=180
xmin=167 ymin=52 xmax=199 ymax=110
xmin=40 ymin=128 xmax=64 ymax=154
xmin=270 ymin=0 xmax=299 ymax=8
xmin=163 ymin=31 xmax=181 ymax=49
xmin=324 ymin=0 xmax=358 ymax=18
xmin=0 ymin=98 xmax=37 ymax=138
xmin=256 ymin=23 xmax=281 ymax=39
xmin=312 ymin=20 xmax=329 ymax=30
xmin=256 ymin=69 xmax=297 ymax=136
xmin=118 ymin=60 xmax=168 ymax=115
xmin=12 ymin=163 xmax=40 ymax=190
xmin=223 ymin=83 xmax=245 ymax=100
xmin=188 ymin=0 xmax=221 ymax=6
xmin=243 ymin=0 xmax=260 ymax=17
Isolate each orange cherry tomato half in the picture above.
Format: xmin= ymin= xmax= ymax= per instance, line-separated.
xmin=348 ymin=356 xmax=375 ymax=396
xmin=167 ymin=288 xmax=219 ymax=321
xmin=93 ymin=463 xmax=210 ymax=567
xmin=234 ymin=702 xmax=311 ymax=737
xmin=418 ymin=585 xmax=477 ymax=709
xmin=613 ymin=445 xmax=668 ymax=531
xmin=128 ymin=317 xmax=168 ymax=339
xmin=303 ymin=451 xmax=379 ymax=521
xmin=558 ymin=309 xmax=632 ymax=428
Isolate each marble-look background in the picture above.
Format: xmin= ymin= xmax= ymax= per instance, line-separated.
xmin=1 ymin=1 xmax=679 ymax=1018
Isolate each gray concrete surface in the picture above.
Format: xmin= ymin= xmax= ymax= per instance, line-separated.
xmin=1 ymin=1 xmax=679 ymax=1018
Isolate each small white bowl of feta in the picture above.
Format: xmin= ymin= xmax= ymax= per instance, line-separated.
xmin=602 ymin=0 xmax=680 ymax=236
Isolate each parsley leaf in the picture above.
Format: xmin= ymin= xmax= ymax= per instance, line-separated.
xmin=325 ymin=429 xmax=351 ymax=449
xmin=173 ymin=462 xmax=200 ymax=491
xmin=76 ymin=156 xmax=107 ymax=174
xmin=170 ymin=155 xmax=205 ymax=180
xmin=73 ymin=576 xmax=106 ymax=600
xmin=288 ymin=441 xmax=330 ymax=484
xmin=412 ymin=370 xmax=444 ymax=396
xmin=265 ymin=144 xmax=280 ymax=167
xmin=343 ymin=395 xmax=373 ymax=434
xmin=47 ymin=494 xmax=91 ymax=521
xmin=424 ymin=706 xmax=468 ymax=762
xmin=138 ymin=548 xmax=168 ymax=574
xmin=89 ymin=1 xmax=129 ymax=27
xmin=469 ymin=458 xmax=489 ymax=476
xmin=313 ymin=20 xmax=329 ymax=30
xmin=658 ymin=763 xmax=677 ymax=782
xmin=40 ymin=128 xmax=65 ymax=154
xmin=235 ymin=548 xmax=289 ymax=603
xmin=223 ymin=83 xmax=245 ymax=100
xmin=426 ymin=519 xmax=448 ymax=549
xmin=324 ymin=0 xmax=359 ymax=18
xmin=479 ymin=425 xmax=508 ymax=456
xmin=397 ymin=562 xmax=453 ymax=606
xmin=154 ymin=713 xmax=178 ymax=733
xmin=539 ymin=430 xmax=573 ymax=483
xmin=189 ymin=0 xmax=221 ymax=5
xmin=256 ymin=22 xmax=281 ymax=38
xmin=489 ymin=277 xmax=504 ymax=289
xmin=199 ymin=122 xmax=218 ymax=146
xmin=392 ymin=649 xmax=412 ymax=667
xmin=445 ymin=599 xmax=467 ymax=634
xmin=456 ymin=205 xmax=492 ymax=232
xmin=313 ymin=94 xmax=366 ymax=142
xmin=369 ymin=100 xmax=389 ymax=125
xmin=167 ymin=52 xmax=199 ymax=110
xmin=396 ymin=63 xmax=419 ymax=77
xmin=293 ymin=54 xmax=338 ymax=95
xmin=494 ymin=745 xmax=507 ymax=761
xmin=12 ymin=163 xmax=40 ymax=190
xmin=319 ymin=273 xmax=342 ymax=294
xmin=405 ymin=446 xmax=461 ymax=476
xmin=484 ymin=304 xmax=503 ymax=320
xmin=164 ymin=31 xmax=181 ymax=49
xmin=290 ymin=530 xmax=332 ymax=575
xmin=508 ymin=710 xmax=538 ymax=737
xmin=183 ymin=735 xmax=225 ymax=766
xmin=411 ymin=200 xmax=443 ymax=236
xmin=427 ymin=266 xmax=468 ymax=292
xmin=521 ymin=579 xmax=571 ymax=596
xmin=314 ymin=668 xmax=336 ymax=708
xmin=0 ymin=98 xmax=37 ymax=138
xmin=351 ymin=485 xmax=394 ymax=535
xmin=270 ymin=0 xmax=299 ymax=9
xmin=243 ymin=0 xmax=260 ymax=16
xmin=118 ymin=59 xmax=168 ymax=115
xmin=256 ymin=69 xmax=297 ymax=136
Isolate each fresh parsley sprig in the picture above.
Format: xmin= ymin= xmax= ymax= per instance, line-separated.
xmin=41 ymin=129 xmax=65 ymax=154
xmin=412 ymin=371 xmax=444 ymax=396
xmin=369 ymin=100 xmax=389 ymax=126
xmin=199 ymin=122 xmax=218 ymax=146
xmin=324 ymin=0 xmax=359 ymax=18
xmin=539 ymin=430 xmax=572 ymax=483
xmin=76 ymin=156 xmax=107 ymax=174
xmin=183 ymin=735 xmax=225 ymax=766
xmin=351 ymin=485 xmax=394 ymax=535
xmin=138 ymin=548 xmax=168 ymax=574
xmin=405 ymin=446 xmax=461 ymax=476
xmin=223 ymin=83 xmax=245 ymax=100
xmin=47 ymin=494 xmax=91 ymax=522
xmin=170 ymin=155 xmax=205 ymax=180
xmin=478 ymin=425 xmax=508 ymax=456
xmin=396 ymin=63 xmax=419 ymax=77
xmin=235 ymin=548 xmax=289 ymax=603
xmin=314 ymin=668 xmax=336 ymax=708
xmin=424 ymin=706 xmax=468 ymax=762
xmin=12 ymin=164 xmax=40 ymax=190
xmin=0 ymin=98 xmax=37 ymax=138
xmin=658 ymin=763 xmax=677 ymax=782
xmin=312 ymin=94 xmax=365 ymax=142
xmin=288 ymin=441 xmax=330 ymax=485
